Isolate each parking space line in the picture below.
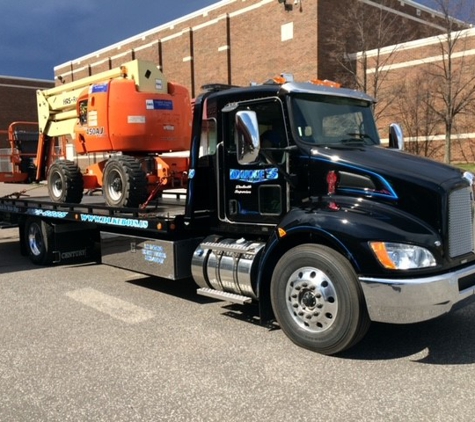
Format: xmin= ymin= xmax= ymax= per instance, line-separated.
xmin=66 ymin=287 xmax=155 ymax=324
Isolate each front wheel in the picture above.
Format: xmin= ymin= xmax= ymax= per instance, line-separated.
xmin=103 ymin=156 xmax=147 ymax=208
xmin=47 ymin=160 xmax=84 ymax=203
xmin=270 ymin=244 xmax=370 ymax=355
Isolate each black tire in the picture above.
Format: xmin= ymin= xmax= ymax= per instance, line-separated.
xmin=24 ymin=218 xmax=54 ymax=265
xmin=270 ymin=244 xmax=370 ymax=355
xmin=20 ymin=158 xmax=37 ymax=183
xmin=27 ymin=162 xmax=38 ymax=184
xmin=47 ymin=160 xmax=84 ymax=203
xmin=103 ymin=156 xmax=147 ymax=208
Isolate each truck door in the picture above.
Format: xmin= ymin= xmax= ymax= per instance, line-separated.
xmin=218 ymin=98 xmax=288 ymax=225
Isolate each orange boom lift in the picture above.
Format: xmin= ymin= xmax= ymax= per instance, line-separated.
xmin=35 ymin=60 xmax=192 ymax=207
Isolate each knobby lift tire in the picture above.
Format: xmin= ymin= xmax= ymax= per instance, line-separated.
xmin=47 ymin=160 xmax=84 ymax=204
xmin=270 ymin=244 xmax=370 ymax=355
xmin=24 ymin=217 xmax=54 ymax=265
xmin=103 ymin=156 xmax=147 ymax=208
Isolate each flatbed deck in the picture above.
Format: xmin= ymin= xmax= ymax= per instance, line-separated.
xmin=0 ymin=183 xmax=189 ymax=236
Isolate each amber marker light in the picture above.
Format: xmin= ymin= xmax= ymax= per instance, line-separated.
xmin=369 ymin=242 xmax=397 ymax=269
xmin=273 ymin=76 xmax=287 ymax=85
xmin=157 ymin=222 xmax=163 ymax=230
xmin=277 ymin=227 xmax=287 ymax=238
xmin=310 ymin=79 xmax=341 ymax=88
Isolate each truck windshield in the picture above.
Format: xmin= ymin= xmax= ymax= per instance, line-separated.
xmin=290 ymin=94 xmax=380 ymax=147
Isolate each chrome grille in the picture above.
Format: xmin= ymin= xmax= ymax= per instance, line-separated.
xmin=449 ymin=186 xmax=474 ymax=258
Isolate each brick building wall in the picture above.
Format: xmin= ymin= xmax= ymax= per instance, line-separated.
xmin=54 ymin=0 xmax=448 ymax=96
xmin=316 ymin=0 xmax=450 ymax=82
xmin=0 ymin=76 xmax=53 ymax=152
xmin=51 ymin=0 xmax=472 ymax=163
xmin=0 ymin=77 xmax=54 ymax=132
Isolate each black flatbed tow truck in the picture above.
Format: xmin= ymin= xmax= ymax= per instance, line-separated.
xmin=2 ymin=79 xmax=475 ymax=356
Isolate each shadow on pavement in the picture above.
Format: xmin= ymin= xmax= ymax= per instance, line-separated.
xmin=0 ymin=239 xmax=32 ymax=274
xmin=4 ymin=226 xmax=475 ymax=364
xmin=340 ymin=308 xmax=475 ymax=364
xmin=127 ymin=272 xmax=475 ymax=363
xmin=127 ymin=276 xmax=215 ymax=305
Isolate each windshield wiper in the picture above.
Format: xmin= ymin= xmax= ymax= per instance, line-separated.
xmin=340 ymin=137 xmax=366 ymax=145
xmin=345 ymin=132 xmax=375 ymax=144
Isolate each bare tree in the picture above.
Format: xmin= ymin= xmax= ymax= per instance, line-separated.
xmin=325 ymin=0 xmax=421 ymax=119
xmin=394 ymin=72 xmax=443 ymax=158
xmin=424 ymin=0 xmax=475 ymax=163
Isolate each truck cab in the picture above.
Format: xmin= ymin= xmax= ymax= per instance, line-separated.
xmin=188 ymin=81 xmax=384 ymax=227
xmin=188 ymin=79 xmax=475 ymax=355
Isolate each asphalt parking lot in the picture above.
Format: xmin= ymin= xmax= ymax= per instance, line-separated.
xmin=1 ymin=184 xmax=475 ymax=421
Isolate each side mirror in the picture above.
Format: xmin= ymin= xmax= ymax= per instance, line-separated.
xmin=235 ymin=110 xmax=260 ymax=164
xmin=389 ymin=123 xmax=404 ymax=150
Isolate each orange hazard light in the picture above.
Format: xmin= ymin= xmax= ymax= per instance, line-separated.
xmin=310 ymin=79 xmax=341 ymax=88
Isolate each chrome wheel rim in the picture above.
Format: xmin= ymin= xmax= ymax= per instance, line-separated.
xmin=285 ymin=266 xmax=338 ymax=333
xmin=106 ymin=169 xmax=124 ymax=202
xmin=28 ymin=223 xmax=42 ymax=257
xmin=50 ymin=171 xmax=63 ymax=199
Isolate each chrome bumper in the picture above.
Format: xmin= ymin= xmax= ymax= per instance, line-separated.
xmin=359 ymin=263 xmax=475 ymax=324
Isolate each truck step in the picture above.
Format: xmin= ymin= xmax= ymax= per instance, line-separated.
xmin=197 ymin=288 xmax=252 ymax=305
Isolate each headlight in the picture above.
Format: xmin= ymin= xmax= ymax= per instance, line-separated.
xmin=369 ymin=242 xmax=436 ymax=269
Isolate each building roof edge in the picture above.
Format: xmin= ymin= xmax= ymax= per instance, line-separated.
xmin=54 ymin=0 xmax=234 ymax=71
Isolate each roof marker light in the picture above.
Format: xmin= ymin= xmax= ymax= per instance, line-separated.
xmin=310 ymin=79 xmax=341 ymax=88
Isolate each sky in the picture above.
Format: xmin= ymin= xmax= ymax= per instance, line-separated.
xmin=0 ymin=0 xmax=217 ymax=80
xmin=0 ymin=0 xmax=464 ymax=81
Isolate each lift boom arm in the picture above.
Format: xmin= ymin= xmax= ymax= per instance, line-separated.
xmin=36 ymin=60 xmax=168 ymax=138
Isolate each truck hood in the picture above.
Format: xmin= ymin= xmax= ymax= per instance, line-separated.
xmin=303 ymin=145 xmax=469 ymax=234
xmin=309 ymin=145 xmax=464 ymax=189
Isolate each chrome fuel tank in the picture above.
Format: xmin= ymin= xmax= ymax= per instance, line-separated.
xmin=191 ymin=236 xmax=265 ymax=299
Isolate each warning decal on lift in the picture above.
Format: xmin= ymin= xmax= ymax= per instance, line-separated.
xmin=146 ymin=99 xmax=173 ymax=110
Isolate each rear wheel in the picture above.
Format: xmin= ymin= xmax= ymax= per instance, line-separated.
xmin=24 ymin=218 xmax=54 ymax=265
xmin=103 ymin=156 xmax=147 ymax=207
xmin=47 ymin=160 xmax=84 ymax=203
xmin=270 ymin=244 xmax=370 ymax=355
